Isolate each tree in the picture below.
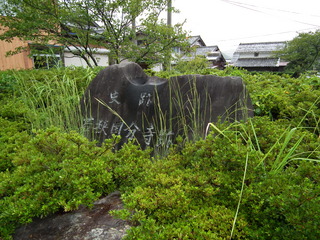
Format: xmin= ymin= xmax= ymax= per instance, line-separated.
xmin=0 ymin=0 xmax=188 ymax=68
xmin=277 ymin=30 xmax=320 ymax=76
xmin=173 ymin=56 xmax=209 ymax=74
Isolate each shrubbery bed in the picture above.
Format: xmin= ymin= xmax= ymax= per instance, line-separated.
xmin=0 ymin=67 xmax=319 ymax=239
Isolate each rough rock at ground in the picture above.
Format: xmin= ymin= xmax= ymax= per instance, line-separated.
xmin=13 ymin=191 xmax=130 ymax=240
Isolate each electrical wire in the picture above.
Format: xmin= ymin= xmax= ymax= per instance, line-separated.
xmin=220 ymin=0 xmax=320 ymax=28
xmin=216 ymin=28 xmax=317 ymax=43
xmin=222 ymin=0 xmax=320 ymax=18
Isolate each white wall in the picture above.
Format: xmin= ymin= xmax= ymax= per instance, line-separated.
xmin=64 ymin=49 xmax=109 ymax=67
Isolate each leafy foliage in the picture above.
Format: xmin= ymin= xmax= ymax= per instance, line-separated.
xmin=0 ymin=117 xmax=29 ymax=172
xmin=0 ymin=0 xmax=188 ymax=67
xmin=0 ymin=71 xmax=16 ymax=99
xmin=173 ymin=56 xmax=210 ymax=74
xmin=0 ymin=67 xmax=319 ymax=239
xmin=115 ymin=117 xmax=319 ymax=239
xmin=0 ymin=127 xmax=152 ymax=239
xmin=0 ymin=128 xmax=115 ymax=237
xmin=276 ymin=30 xmax=320 ymax=76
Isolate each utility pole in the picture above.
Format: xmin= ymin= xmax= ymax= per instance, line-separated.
xmin=165 ymin=0 xmax=173 ymax=70
xmin=167 ymin=0 xmax=172 ymax=26
xmin=132 ymin=17 xmax=137 ymax=45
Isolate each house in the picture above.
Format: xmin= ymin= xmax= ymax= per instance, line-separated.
xmin=187 ymin=35 xmax=206 ymax=47
xmin=178 ymin=35 xmax=226 ymax=69
xmin=231 ymin=41 xmax=288 ymax=72
xmin=0 ymin=25 xmax=109 ymax=70
xmin=63 ymin=46 xmax=109 ymax=68
xmin=0 ymin=28 xmax=34 ymax=70
xmin=61 ymin=21 xmax=110 ymax=68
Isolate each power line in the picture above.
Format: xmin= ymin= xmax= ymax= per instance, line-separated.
xmin=216 ymin=27 xmax=317 ymax=42
xmin=221 ymin=0 xmax=320 ymax=28
xmin=222 ymin=0 xmax=320 ymax=18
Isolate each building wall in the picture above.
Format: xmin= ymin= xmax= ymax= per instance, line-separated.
xmin=94 ymin=53 xmax=109 ymax=67
xmin=64 ymin=52 xmax=88 ymax=67
xmin=239 ymin=52 xmax=271 ymax=58
xmin=0 ymin=38 xmax=110 ymax=70
xmin=64 ymin=51 xmax=109 ymax=68
xmin=1 ymin=24 xmax=110 ymax=70
xmin=0 ymin=28 xmax=33 ymax=70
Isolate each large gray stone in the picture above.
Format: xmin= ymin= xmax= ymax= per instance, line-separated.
xmin=13 ymin=192 xmax=129 ymax=240
xmin=81 ymin=62 xmax=253 ymax=147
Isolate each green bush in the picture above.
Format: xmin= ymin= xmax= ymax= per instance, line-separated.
xmin=0 ymin=71 xmax=17 ymax=99
xmin=0 ymin=127 xmax=116 ymax=239
xmin=110 ymin=143 xmax=153 ymax=191
xmin=114 ymin=117 xmax=319 ymax=239
xmin=241 ymin=162 xmax=320 ymax=239
xmin=0 ymin=117 xmax=30 ymax=172
xmin=173 ymin=56 xmax=210 ymax=74
xmin=0 ymin=126 xmax=152 ymax=240
xmin=0 ymin=67 xmax=319 ymax=239
xmin=0 ymin=71 xmax=31 ymax=124
xmin=241 ymin=72 xmax=320 ymax=134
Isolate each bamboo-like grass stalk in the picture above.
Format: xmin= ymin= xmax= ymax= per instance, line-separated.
xmin=206 ymin=116 xmax=319 ymax=236
xmin=14 ymin=69 xmax=93 ymax=133
xmin=230 ymin=152 xmax=249 ymax=240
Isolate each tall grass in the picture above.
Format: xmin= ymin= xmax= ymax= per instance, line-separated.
xmin=206 ymin=113 xmax=320 ymax=238
xmin=14 ymin=68 xmax=95 ymax=133
xmin=152 ymin=76 xmax=253 ymax=156
xmin=172 ymin=76 xmax=204 ymax=142
xmin=151 ymin=76 xmax=213 ymax=156
xmin=146 ymin=76 xmax=215 ymax=156
xmin=297 ymin=96 xmax=320 ymax=136
xmin=152 ymin=85 xmax=174 ymax=157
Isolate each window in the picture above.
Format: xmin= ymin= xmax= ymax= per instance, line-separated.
xmin=137 ymin=39 xmax=147 ymax=46
xmin=30 ymin=44 xmax=63 ymax=69
xmin=173 ymin=47 xmax=180 ymax=54
xmin=33 ymin=54 xmax=62 ymax=69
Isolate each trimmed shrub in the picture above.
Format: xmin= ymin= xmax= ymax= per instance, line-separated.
xmin=0 ymin=127 xmax=116 ymax=239
xmin=114 ymin=117 xmax=319 ymax=239
xmin=0 ymin=117 xmax=30 ymax=172
xmin=1 ymin=67 xmax=319 ymax=239
xmin=0 ymin=126 xmax=152 ymax=240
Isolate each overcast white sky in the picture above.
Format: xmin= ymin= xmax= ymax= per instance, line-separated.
xmin=171 ymin=0 xmax=320 ymax=57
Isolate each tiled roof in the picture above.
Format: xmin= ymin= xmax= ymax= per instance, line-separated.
xmin=187 ymin=35 xmax=206 ymax=47
xmin=234 ymin=58 xmax=279 ymax=67
xmin=196 ymin=46 xmax=218 ymax=55
xmin=235 ymin=42 xmax=286 ymax=53
xmin=187 ymin=36 xmax=199 ymax=45
xmin=181 ymin=46 xmax=221 ymax=61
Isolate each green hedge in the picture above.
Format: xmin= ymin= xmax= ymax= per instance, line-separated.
xmin=0 ymin=127 xmax=151 ymax=239
xmin=0 ymin=67 xmax=319 ymax=239
xmin=115 ymin=117 xmax=320 ymax=239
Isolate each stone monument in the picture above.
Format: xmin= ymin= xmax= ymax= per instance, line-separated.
xmin=80 ymin=62 xmax=253 ymax=148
